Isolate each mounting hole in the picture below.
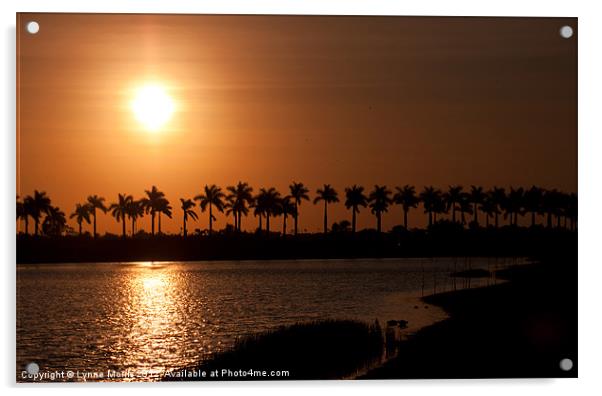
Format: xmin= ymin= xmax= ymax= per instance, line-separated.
xmin=559 ymin=358 xmax=573 ymax=371
xmin=26 ymin=21 xmax=40 ymax=34
xmin=26 ymin=362 xmax=39 ymax=375
xmin=559 ymin=25 xmax=573 ymax=39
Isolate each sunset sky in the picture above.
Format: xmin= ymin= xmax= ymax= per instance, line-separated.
xmin=17 ymin=14 xmax=577 ymax=234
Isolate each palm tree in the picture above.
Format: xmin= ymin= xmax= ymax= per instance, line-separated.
xmin=505 ymin=187 xmax=525 ymax=226
xmin=144 ymin=186 xmax=166 ymax=236
xmin=344 ymin=185 xmax=367 ymax=233
xmin=479 ymin=197 xmax=498 ymax=228
xmin=224 ymin=195 xmax=238 ymax=229
xmin=42 ymin=206 xmax=67 ymax=236
xmin=393 ymin=185 xmax=418 ymax=229
xmin=26 ymin=190 xmax=52 ymax=236
xmin=469 ymin=185 xmax=486 ymax=226
xmin=87 ymin=195 xmax=107 ymax=238
xmin=489 ymin=187 xmax=506 ymax=227
xmin=314 ymin=184 xmax=339 ymax=233
xmin=195 ymin=184 xmax=225 ymax=234
xmin=256 ymin=187 xmax=281 ymax=234
xmin=278 ymin=196 xmax=296 ymax=236
xmin=156 ymin=198 xmax=172 ymax=234
xmin=180 ymin=198 xmax=198 ymax=237
xmin=70 ymin=203 xmax=91 ymax=235
xmin=457 ymin=193 xmax=473 ymax=226
xmin=16 ymin=196 xmax=27 ymax=234
xmin=432 ymin=194 xmax=448 ymax=223
xmin=419 ymin=186 xmax=441 ymax=228
xmin=289 ymin=182 xmax=310 ymax=235
xmin=523 ymin=186 xmax=543 ymax=227
xmin=126 ymin=199 xmax=145 ymax=236
xmin=109 ymin=193 xmax=132 ymax=238
xmin=444 ymin=185 xmax=463 ymax=223
xmin=368 ymin=185 xmax=392 ymax=233
xmin=226 ymin=182 xmax=254 ymax=232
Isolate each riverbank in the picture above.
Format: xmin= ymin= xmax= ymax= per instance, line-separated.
xmin=360 ymin=256 xmax=577 ymax=378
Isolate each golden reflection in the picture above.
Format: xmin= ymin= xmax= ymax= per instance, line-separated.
xmin=119 ymin=265 xmax=185 ymax=380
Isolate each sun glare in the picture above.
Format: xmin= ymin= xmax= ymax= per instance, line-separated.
xmin=131 ymin=84 xmax=175 ymax=132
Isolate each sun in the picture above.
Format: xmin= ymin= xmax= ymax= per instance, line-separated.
xmin=131 ymin=84 xmax=175 ymax=132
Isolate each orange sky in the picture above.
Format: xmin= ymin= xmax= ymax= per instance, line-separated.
xmin=17 ymin=14 xmax=577 ymax=234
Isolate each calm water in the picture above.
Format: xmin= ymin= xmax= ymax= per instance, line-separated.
xmin=17 ymin=257 xmax=521 ymax=381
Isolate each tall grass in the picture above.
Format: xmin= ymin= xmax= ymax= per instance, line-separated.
xmin=165 ymin=319 xmax=384 ymax=380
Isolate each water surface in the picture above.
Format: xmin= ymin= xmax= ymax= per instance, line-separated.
xmin=17 ymin=257 xmax=520 ymax=381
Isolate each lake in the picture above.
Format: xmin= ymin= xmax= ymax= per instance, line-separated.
xmin=16 ymin=257 xmax=521 ymax=381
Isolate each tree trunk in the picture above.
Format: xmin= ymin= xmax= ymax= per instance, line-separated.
xmin=183 ymin=215 xmax=187 ymax=237
xmin=282 ymin=214 xmax=287 ymax=236
xmin=351 ymin=208 xmax=357 ymax=233
xmin=35 ymin=219 xmax=39 ymax=236
xmin=266 ymin=213 xmax=271 ymax=234
xmin=25 ymin=217 xmax=29 ymax=235
xmin=294 ymin=202 xmax=299 ymax=235
xmin=452 ymin=206 xmax=456 ymax=223
xmin=531 ymin=211 xmax=536 ymax=227
xmin=93 ymin=210 xmax=97 ymax=238
xmin=151 ymin=211 xmax=156 ymax=236
xmin=209 ymin=203 xmax=213 ymax=234
xmin=403 ymin=209 xmax=408 ymax=229
xmin=473 ymin=203 xmax=478 ymax=225
xmin=376 ymin=212 xmax=381 ymax=233
xmin=323 ymin=201 xmax=328 ymax=233
xmin=122 ymin=215 xmax=126 ymax=238
xmin=158 ymin=213 xmax=162 ymax=234
xmin=131 ymin=217 xmax=135 ymax=236
xmin=258 ymin=214 xmax=262 ymax=231
xmin=78 ymin=222 xmax=82 ymax=235
xmin=494 ymin=212 xmax=499 ymax=228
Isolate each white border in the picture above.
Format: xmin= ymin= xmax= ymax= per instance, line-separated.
xmin=3 ymin=1 xmax=601 ymax=395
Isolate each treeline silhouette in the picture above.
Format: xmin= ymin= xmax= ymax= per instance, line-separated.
xmin=16 ymin=183 xmax=577 ymax=238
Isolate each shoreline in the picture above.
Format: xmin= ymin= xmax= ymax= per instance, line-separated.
xmin=360 ymin=259 xmax=577 ymax=379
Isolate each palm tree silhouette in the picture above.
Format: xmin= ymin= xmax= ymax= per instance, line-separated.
xmin=16 ymin=196 xmax=28 ymax=234
xmin=256 ymin=187 xmax=281 ymax=234
xmin=70 ymin=203 xmax=91 ymax=235
xmin=489 ymin=187 xmax=506 ymax=227
xmin=524 ymin=186 xmax=543 ymax=227
xmin=479 ymin=196 xmax=498 ymax=228
xmin=224 ymin=195 xmax=238 ymax=229
xmin=156 ymin=198 xmax=172 ymax=234
xmin=144 ymin=186 xmax=166 ymax=236
xmin=444 ymin=185 xmax=463 ymax=223
xmin=226 ymin=182 xmax=254 ymax=232
xmin=42 ymin=206 xmax=67 ymax=236
xmin=109 ymin=194 xmax=132 ymax=238
xmin=26 ymin=190 xmax=52 ymax=236
xmin=180 ymin=198 xmax=198 ymax=237
xmin=87 ymin=195 xmax=107 ymax=238
xmin=469 ymin=185 xmax=486 ymax=226
xmin=457 ymin=193 xmax=473 ymax=226
xmin=505 ymin=187 xmax=525 ymax=226
xmin=289 ymin=182 xmax=310 ymax=235
xmin=314 ymin=184 xmax=339 ymax=233
xmin=432 ymin=193 xmax=447 ymax=223
xmin=195 ymin=184 xmax=225 ymax=235
xmin=126 ymin=199 xmax=145 ymax=236
xmin=277 ymin=196 xmax=296 ymax=236
xmin=368 ymin=185 xmax=392 ymax=233
xmin=419 ymin=186 xmax=441 ymax=228
xmin=393 ymin=185 xmax=418 ymax=229
xmin=344 ymin=185 xmax=368 ymax=233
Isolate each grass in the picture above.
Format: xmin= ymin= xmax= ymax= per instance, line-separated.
xmin=164 ymin=319 xmax=384 ymax=380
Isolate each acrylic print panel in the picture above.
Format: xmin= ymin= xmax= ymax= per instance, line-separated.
xmin=16 ymin=13 xmax=577 ymax=382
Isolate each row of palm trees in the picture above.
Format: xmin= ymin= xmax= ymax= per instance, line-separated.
xmin=16 ymin=183 xmax=577 ymax=238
